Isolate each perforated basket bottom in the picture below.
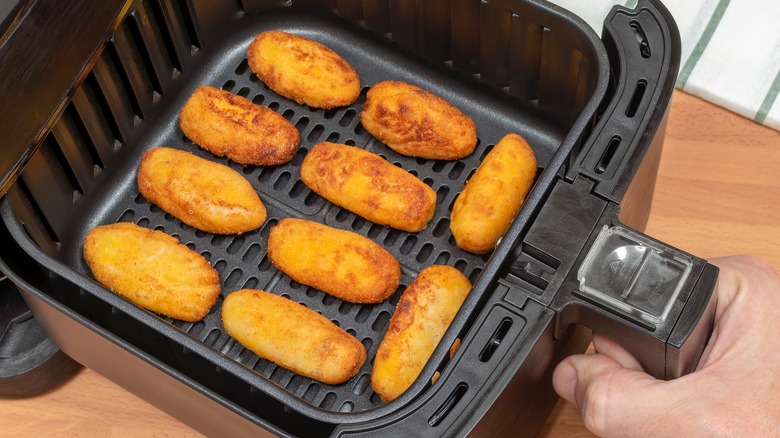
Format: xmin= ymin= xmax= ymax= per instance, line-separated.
xmin=55 ymin=12 xmax=567 ymax=414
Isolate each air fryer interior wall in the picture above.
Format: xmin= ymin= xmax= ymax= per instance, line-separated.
xmin=0 ymin=0 xmax=620 ymax=436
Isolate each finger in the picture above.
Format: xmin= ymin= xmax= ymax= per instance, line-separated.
xmin=709 ymin=255 xmax=778 ymax=320
xmin=553 ymin=353 xmax=685 ymax=438
xmin=704 ymin=255 xmax=780 ymax=366
xmin=591 ymin=332 xmax=644 ymax=372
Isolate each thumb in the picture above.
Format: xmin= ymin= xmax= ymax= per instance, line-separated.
xmin=552 ymin=352 xmax=691 ymax=438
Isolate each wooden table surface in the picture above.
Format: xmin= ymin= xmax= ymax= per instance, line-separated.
xmin=1 ymin=90 xmax=778 ymax=437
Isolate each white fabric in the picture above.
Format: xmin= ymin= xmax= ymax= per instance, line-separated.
xmin=550 ymin=0 xmax=780 ymax=131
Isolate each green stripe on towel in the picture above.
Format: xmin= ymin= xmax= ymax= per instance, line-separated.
xmin=755 ymin=68 xmax=780 ymax=124
xmin=677 ymin=0 xmax=732 ymax=88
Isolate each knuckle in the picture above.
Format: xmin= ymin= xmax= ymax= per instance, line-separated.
xmin=580 ymin=377 xmax=613 ymax=436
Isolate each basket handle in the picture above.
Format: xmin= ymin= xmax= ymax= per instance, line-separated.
xmin=554 ymin=219 xmax=719 ymax=379
xmin=516 ymin=175 xmax=718 ymax=380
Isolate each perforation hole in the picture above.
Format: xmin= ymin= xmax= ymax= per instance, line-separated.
xmin=372 ymin=311 xmax=391 ymax=332
xmin=367 ymin=224 xmax=384 ymax=238
xmin=434 ymin=251 xmax=451 ymax=264
xmin=353 ymin=373 xmax=372 ymax=395
xmin=308 ymin=124 xmax=325 ymax=142
xmin=400 ymin=235 xmax=417 ymax=255
xmin=448 ymin=162 xmax=465 ymax=180
xmin=273 ymin=171 xmax=291 ymax=190
xmin=226 ymin=236 xmax=244 ymax=254
xmin=204 ymin=328 xmax=221 ymax=345
xmin=433 ymin=217 xmax=450 ymax=238
xmin=355 ymin=306 xmax=372 ymax=323
xmin=339 ymin=109 xmax=357 ymax=127
xmin=289 ymin=180 xmax=307 ymax=199
xmin=295 ymin=116 xmax=310 ymax=132
xmin=242 ymin=243 xmax=261 ymax=263
xmin=224 ymin=268 xmax=243 ymax=289
xmin=258 ymin=255 xmax=273 ymax=272
xmin=383 ymin=229 xmax=401 ymax=246
xmin=436 ymin=186 xmax=450 ymax=204
xmin=235 ymin=58 xmax=249 ymax=75
xmin=416 ymin=243 xmax=433 ymax=262
xmin=242 ymin=277 xmax=259 ymax=290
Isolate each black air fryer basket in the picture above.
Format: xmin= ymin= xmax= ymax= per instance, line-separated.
xmin=0 ymin=0 xmax=718 ymax=436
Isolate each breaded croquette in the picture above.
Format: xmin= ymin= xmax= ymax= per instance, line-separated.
xmin=300 ymin=142 xmax=437 ymax=232
xmin=247 ymin=30 xmax=360 ymax=109
xmin=450 ymin=133 xmax=538 ymax=254
xmin=359 ymin=81 xmax=477 ymax=160
xmin=138 ymin=147 xmax=267 ymax=234
xmin=83 ymin=223 xmax=220 ymax=322
xmin=371 ymin=265 xmax=472 ymax=402
xmin=268 ymin=218 xmax=400 ymax=303
xmin=179 ymin=85 xmax=299 ymax=166
xmin=221 ymin=289 xmax=366 ymax=385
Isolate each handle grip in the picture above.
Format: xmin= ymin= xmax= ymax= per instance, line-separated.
xmin=559 ymin=224 xmax=718 ymax=379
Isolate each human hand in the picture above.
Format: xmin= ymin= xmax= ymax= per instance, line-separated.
xmin=552 ymin=255 xmax=780 ymax=437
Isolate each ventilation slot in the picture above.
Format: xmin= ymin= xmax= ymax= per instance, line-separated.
xmin=450 ymin=0 xmax=480 ymax=73
xmin=168 ymin=0 xmax=200 ymax=56
xmin=14 ymin=181 xmax=60 ymax=253
xmin=479 ymin=318 xmax=513 ymax=362
xmin=630 ymin=21 xmax=651 ymax=58
xmin=70 ymin=83 xmax=116 ymax=169
xmin=361 ymin=0 xmax=391 ymax=34
xmin=336 ymin=0 xmax=365 ymax=26
xmin=90 ymin=50 xmax=136 ymax=143
xmin=130 ymin=13 xmax=164 ymax=101
xmin=479 ymin=4 xmax=511 ymax=88
xmin=144 ymin=0 xmax=183 ymax=75
xmin=595 ymin=135 xmax=621 ymax=174
xmin=49 ymin=106 xmax=97 ymax=195
xmin=106 ymin=31 xmax=147 ymax=122
xmin=17 ymin=135 xmax=88 ymax=243
xmin=625 ymin=80 xmax=647 ymax=118
xmin=510 ymin=19 xmax=544 ymax=102
xmin=428 ymin=383 xmax=469 ymax=427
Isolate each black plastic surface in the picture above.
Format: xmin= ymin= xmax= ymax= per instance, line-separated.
xmin=666 ymin=263 xmax=718 ymax=377
xmin=566 ymin=0 xmax=681 ymax=205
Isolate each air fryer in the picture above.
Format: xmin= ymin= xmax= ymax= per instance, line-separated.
xmin=0 ymin=0 xmax=717 ymax=436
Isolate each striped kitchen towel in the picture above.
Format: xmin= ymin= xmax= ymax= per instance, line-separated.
xmin=550 ymin=0 xmax=780 ymax=131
